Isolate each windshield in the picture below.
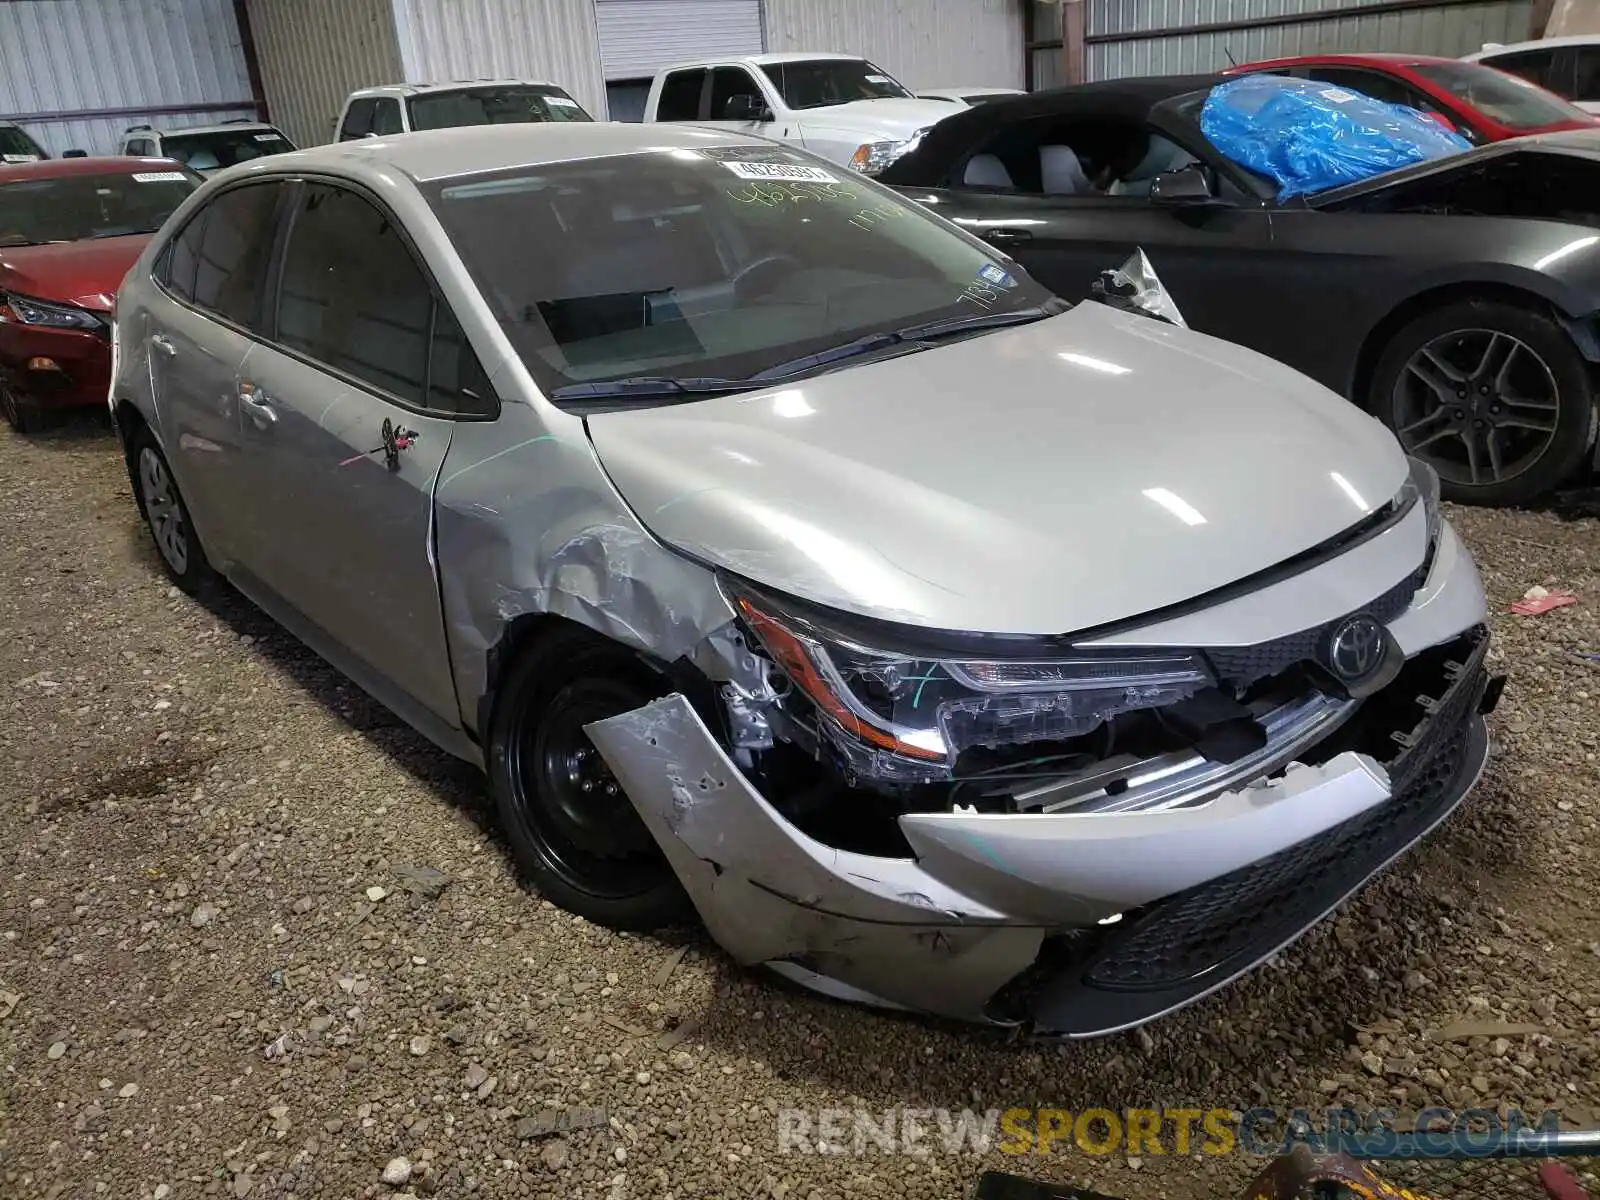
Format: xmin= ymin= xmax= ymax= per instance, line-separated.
xmin=0 ymin=125 xmax=45 ymax=162
xmin=0 ymin=169 xmax=199 ymax=246
xmin=425 ymin=145 xmax=1054 ymax=404
xmin=161 ymin=128 xmax=294 ymax=171
xmin=1410 ymin=62 xmax=1592 ymax=129
xmin=759 ymin=59 xmax=913 ymax=110
xmin=407 ymin=85 xmax=593 ymax=130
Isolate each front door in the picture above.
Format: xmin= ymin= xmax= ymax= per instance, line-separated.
xmin=234 ymin=180 xmax=465 ymax=725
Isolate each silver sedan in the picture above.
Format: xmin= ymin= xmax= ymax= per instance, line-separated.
xmin=110 ymin=123 xmax=1499 ymax=1035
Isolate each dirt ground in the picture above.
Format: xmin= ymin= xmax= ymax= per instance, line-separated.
xmin=1 ymin=414 xmax=1598 ymax=1200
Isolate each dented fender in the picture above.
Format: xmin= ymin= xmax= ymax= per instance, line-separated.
xmin=432 ymin=404 xmax=737 ymax=735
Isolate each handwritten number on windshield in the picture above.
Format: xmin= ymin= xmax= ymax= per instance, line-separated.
xmin=725 ymin=179 xmax=860 ymax=208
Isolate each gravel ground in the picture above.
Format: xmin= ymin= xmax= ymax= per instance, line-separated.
xmin=2 ymin=414 xmax=1598 ymax=1200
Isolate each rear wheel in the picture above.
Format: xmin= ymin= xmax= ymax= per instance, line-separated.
xmin=487 ymin=627 xmax=692 ymax=930
xmin=128 ymin=423 xmax=215 ymax=594
xmin=1368 ymin=298 xmax=1595 ymax=506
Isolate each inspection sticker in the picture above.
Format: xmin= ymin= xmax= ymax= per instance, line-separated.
xmin=721 ymin=161 xmax=835 ymax=183
xmin=2 ymin=154 xmax=40 ymax=164
xmin=1319 ymin=87 xmax=1358 ymax=103
xmin=547 ymin=95 xmax=581 ymax=108
xmin=132 ymin=171 xmax=189 ymax=182
xmin=977 ymin=262 xmax=1017 ymax=289
xmin=253 ymin=133 xmax=284 ymax=142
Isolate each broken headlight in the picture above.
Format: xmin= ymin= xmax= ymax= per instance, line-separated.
xmin=729 ymin=583 xmax=1212 ymax=781
xmin=1402 ymin=455 xmax=1442 ymax=549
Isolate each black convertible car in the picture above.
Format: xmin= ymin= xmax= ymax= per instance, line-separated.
xmin=880 ymin=74 xmax=1600 ymax=506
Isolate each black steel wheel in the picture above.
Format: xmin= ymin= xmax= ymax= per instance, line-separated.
xmin=1370 ymin=298 xmax=1595 ymax=506
xmin=487 ymin=627 xmax=691 ymax=930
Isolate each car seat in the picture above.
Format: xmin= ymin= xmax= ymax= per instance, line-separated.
xmin=182 ymin=149 xmax=221 ymax=171
xmin=1107 ymin=138 xmax=1198 ymax=197
xmin=1038 ymin=145 xmax=1089 ymax=195
xmin=963 ymin=153 xmax=1014 ymax=189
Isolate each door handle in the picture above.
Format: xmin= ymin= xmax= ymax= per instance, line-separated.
xmin=238 ymin=381 xmax=277 ymax=427
xmin=983 ymin=228 xmax=1033 ymax=245
xmin=149 ymin=333 xmax=176 ymax=356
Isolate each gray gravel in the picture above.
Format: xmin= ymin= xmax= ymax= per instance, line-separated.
xmin=2 ymin=415 xmax=1598 ymax=1200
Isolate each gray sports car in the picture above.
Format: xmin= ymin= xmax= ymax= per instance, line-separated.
xmin=110 ymin=123 xmax=1497 ymax=1035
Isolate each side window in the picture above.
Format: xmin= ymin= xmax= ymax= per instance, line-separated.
xmin=656 ymin=69 xmax=706 ymax=121
xmin=372 ymin=98 xmax=404 ymax=136
xmin=191 ymin=183 xmax=282 ymax=330
xmin=1482 ymin=48 xmax=1559 ymax=90
xmin=1570 ymin=48 xmax=1600 ymax=102
xmin=276 ymin=183 xmax=431 ymax=405
xmin=339 ymin=98 xmax=378 ymax=141
xmin=708 ymin=67 xmax=762 ymax=120
xmin=428 ymin=301 xmax=498 ymax=417
xmin=155 ymin=209 xmax=208 ymax=302
xmin=127 ymin=138 xmax=155 ymax=157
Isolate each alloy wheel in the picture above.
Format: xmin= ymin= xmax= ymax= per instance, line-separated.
xmin=138 ymin=446 xmax=189 ymax=574
xmin=1392 ymin=327 xmax=1561 ymax=489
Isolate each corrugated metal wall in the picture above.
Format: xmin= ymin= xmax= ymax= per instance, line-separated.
xmin=0 ymin=0 xmax=256 ymax=156
xmin=245 ymin=0 xmax=403 ymax=148
xmin=392 ymin=0 xmax=607 ymax=119
xmin=1086 ymin=0 xmax=1535 ymax=80
xmin=762 ymin=0 xmax=1026 ymax=89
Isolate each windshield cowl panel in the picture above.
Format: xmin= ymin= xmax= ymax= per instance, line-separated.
xmin=425 ymin=145 xmax=1055 ymax=411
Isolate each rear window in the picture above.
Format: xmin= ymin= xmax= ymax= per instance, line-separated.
xmin=0 ymin=169 xmax=200 ymax=246
xmin=0 ymin=125 xmax=45 ymax=162
xmin=406 ymin=85 xmax=593 ymax=130
xmin=1410 ymin=61 xmax=1592 ymax=129
xmin=160 ymin=128 xmax=295 ymax=171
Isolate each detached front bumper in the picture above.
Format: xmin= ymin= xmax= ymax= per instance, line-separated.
xmin=587 ymin=628 xmax=1495 ymax=1037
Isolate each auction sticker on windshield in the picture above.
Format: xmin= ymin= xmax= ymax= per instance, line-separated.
xmin=132 ymin=171 xmax=189 ymax=183
xmin=722 ymin=161 xmax=835 ymax=183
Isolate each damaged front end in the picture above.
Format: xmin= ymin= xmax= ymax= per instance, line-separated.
xmin=586 ymin=472 xmax=1502 ymax=1035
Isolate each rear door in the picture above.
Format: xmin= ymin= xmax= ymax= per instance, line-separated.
xmin=144 ymin=180 xmax=287 ymax=569
xmin=231 ymin=179 xmax=490 ymax=724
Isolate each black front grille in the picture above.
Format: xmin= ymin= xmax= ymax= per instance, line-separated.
xmin=1026 ymin=626 xmax=1491 ymax=1035
xmin=1084 ymin=719 xmax=1471 ymax=990
xmin=1202 ymin=569 xmax=1420 ymax=691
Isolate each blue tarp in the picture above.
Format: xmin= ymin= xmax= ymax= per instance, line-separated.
xmin=1199 ymin=74 xmax=1473 ymax=201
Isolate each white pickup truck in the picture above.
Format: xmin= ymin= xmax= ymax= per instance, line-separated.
xmin=641 ymin=52 xmax=960 ymax=175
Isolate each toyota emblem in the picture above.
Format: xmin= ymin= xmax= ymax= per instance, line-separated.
xmin=1326 ymin=614 xmax=1385 ymax=683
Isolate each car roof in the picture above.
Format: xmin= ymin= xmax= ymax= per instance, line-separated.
xmin=659 ymin=51 xmax=865 ymax=71
xmin=139 ymin=121 xmax=281 ymax=138
xmin=0 ymin=155 xmax=183 ymax=183
xmin=347 ymin=79 xmax=562 ymax=99
xmin=225 ymin=121 xmax=781 ymax=185
xmin=1465 ymin=34 xmax=1600 ymax=59
xmin=1233 ymin=52 xmax=1462 ymax=71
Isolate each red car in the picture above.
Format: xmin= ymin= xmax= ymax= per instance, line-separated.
xmin=0 ymin=157 xmax=200 ymax=431
xmin=1222 ymin=52 xmax=1600 ymax=144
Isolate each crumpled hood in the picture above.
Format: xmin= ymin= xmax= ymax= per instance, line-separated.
xmin=797 ymin=97 xmax=959 ymax=139
xmin=0 ymin=234 xmax=147 ymax=309
xmin=587 ymin=302 xmax=1408 ymax=635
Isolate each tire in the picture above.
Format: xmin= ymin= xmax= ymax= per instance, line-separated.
xmin=0 ymin=378 xmax=39 ymax=433
xmin=1368 ymin=298 xmax=1596 ymax=507
xmin=127 ymin=422 xmax=215 ymax=594
xmin=487 ymin=626 xmax=692 ymax=931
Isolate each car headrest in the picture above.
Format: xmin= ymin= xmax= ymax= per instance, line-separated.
xmin=1038 ymin=144 xmax=1088 ymax=195
xmin=1122 ymin=137 xmax=1195 ymax=183
xmin=963 ymin=153 xmax=1014 ymax=189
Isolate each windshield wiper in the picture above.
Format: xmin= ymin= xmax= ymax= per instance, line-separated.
xmin=746 ymin=304 xmax=1058 ymax=382
xmin=550 ymin=375 xmax=758 ymax=402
